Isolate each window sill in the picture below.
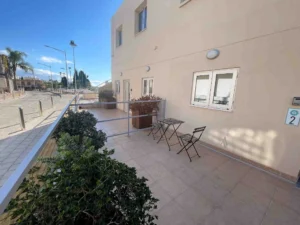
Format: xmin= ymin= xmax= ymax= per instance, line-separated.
xmin=179 ymin=0 xmax=192 ymax=8
xmin=190 ymin=104 xmax=233 ymax=113
xmin=135 ymin=28 xmax=147 ymax=37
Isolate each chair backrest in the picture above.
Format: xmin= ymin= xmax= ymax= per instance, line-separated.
xmin=193 ymin=126 xmax=206 ymax=141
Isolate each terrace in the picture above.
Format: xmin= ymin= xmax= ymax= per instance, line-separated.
xmin=0 ymin=98 xmax=299 ymax=225
xmin=91 ymin=109 xmax=300 ymax=225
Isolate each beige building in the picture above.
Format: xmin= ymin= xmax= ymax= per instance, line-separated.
xmin=111 ymin=0 xmax=300 ymax=181
xmin=16 ymin=77 xmax=45 ymax=90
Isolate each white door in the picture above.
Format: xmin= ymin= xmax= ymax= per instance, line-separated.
xmin=123 ymin=80 xmax=130 ymax=112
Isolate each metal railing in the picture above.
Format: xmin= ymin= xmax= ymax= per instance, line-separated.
xmin=0 ymin=95 xmax=78 ymax=214
xmin=73 ymin=99 xmax=166 ymax=138
xmin=0 ymin=97 xmax=164 ymax=214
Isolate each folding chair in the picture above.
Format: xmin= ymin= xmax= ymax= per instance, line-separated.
xmin=177 ymin=126 xmax=206 ymax=162
xmin=147 ymin=110 xmax=163 ymax=140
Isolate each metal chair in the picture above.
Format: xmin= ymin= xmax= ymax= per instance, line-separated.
xmin=177 ymin=126 xmax=206 ymax=162
xmin=147 ymin=110 xmax=163 ymax=140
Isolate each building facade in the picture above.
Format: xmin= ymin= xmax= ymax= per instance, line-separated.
xmin=111 ymin=0 xmax=300 ymax=181
xmin=16 ymin=77 xmax=45 ymax=90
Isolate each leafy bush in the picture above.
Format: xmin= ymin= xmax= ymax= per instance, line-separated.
xmin=53 ymin=110 xmax=106 ymax=150
xmin=98 ymin=90 xmax=116 ymax=102
xmin=130 ymin=96 xmax=162 ymax=114
xmin=6 ymin=134 xmax=158 ymax=225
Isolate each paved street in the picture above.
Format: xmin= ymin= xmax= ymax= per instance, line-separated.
xmin=0 ymin=91 xmax=61 ymax=138
xmin=0 ymin=94 xmax=74 ymax=187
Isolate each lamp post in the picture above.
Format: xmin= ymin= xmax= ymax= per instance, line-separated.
xmin=38 ymin=62 xmax=53 ymax=91
xmin=70 ymin=40 xmax=77 ymax=92
xmin=44 ymin=45 xmax=69 ymax=89
xmin=69 ymin=67 xmax=72 ymax=85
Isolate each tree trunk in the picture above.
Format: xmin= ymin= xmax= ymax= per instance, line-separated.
xmin=13 ymin=66 xmax=17 ymax=90
xmin=5 ymin=74 xmax=10 ymax=92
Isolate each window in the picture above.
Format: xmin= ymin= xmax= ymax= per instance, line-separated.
xmin=135 ymin=1 xmax=147 ymax=33
xmin=116 ymin=26 xmax=122 ymax=47
xmin=180 ymin=0 xmax=192 ymax=7
xmin=115 ymin=80 xmax=120 ymax=94
xmin=142 ymin=78 xmax=154 ymax=96
xmin=191 ymin=68 xmax=238 ymax=111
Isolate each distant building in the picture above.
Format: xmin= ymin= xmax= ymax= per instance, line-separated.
xmin=16 ymin=77 xmax=45 ymax=90
xmin=0 ymin=54 xmax=13 ymax=93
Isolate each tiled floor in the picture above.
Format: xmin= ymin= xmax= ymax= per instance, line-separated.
xmin=90 ymin=109 xmax=300 ymax=225
xmin=88 ymin=108 xmax=137 ymax=137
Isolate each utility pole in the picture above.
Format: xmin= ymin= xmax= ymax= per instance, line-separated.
xmin=70 ymin=40 xmax=77 ymax=92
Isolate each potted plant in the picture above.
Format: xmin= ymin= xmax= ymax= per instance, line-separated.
xmin=130 ymin=95 xmax=162 ymax=129
xmin=98 ymin=90 xmax=116 ymax=109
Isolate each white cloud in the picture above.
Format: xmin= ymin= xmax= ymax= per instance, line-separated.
xmin=34 ymin=68 xmax=60 ymax=77
xmin=66 ymin=60 xmax=73 ymax=64
xmin=40 ymin=56 xmax=62 ymax=64
xmin=0 ymin=49 xmax=8 ymax=55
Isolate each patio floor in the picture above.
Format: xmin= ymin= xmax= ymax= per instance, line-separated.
xmin=90 ymin=109 xmax=300 ymax=225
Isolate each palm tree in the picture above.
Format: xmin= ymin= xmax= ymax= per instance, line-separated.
xmin=6 ymin=47 xmax=33 ymax=90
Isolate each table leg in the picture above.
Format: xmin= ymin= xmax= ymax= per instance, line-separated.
xmin=169 ymin=123 xmax=182 ymax=140
xmin=169 ymin=123 xmax=183 ymax=146
xmin=157 ymin=124 xmax=171 ymax=150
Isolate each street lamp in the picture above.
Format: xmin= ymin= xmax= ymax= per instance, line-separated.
xmin=70 ymin=40 xmax=77 ymax=91
xmin=44 ymin=45 xmax=69 ymax=89
xmin=38 ymin=62 xmax=53 ymax=91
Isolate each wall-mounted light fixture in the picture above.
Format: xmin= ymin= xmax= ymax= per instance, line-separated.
xmin=120 ymin=72 xmax=123 ymax=76
xmin=146 ymin=66 xmax=151 ymax=72
xmin=206 ymin=49 xmax=220 ymax=60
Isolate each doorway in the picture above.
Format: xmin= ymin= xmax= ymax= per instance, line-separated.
xmin=123 ymin=80 xmax=130 ymax=112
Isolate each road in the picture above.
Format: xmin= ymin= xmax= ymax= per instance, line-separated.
xmin=0 ymin=91 xmax=61 ymax=133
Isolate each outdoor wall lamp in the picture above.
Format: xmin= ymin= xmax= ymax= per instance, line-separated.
xmin=146 ymin=66 xmax=151 ymax=72
xmin=206 ymin=49 xmax=220 ymax=60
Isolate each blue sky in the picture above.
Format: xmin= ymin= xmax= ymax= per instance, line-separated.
xmin=0 ymin=0 xmax=123 ymax=86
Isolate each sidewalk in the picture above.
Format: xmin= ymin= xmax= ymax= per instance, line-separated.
xmin=0 ymin=95 xmax=74 ymax=187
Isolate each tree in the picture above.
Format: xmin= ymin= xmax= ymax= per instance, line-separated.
xmin=6 ymin=48 xmax=33 ymax=90
xmin=73 ymin=70 xmax=91 ymax=89
xmin=61 ymin=77 xmax=68 ymax=88
xmin=73 ymin=69 xmax=79 ymax=89
xmin=0 ymin=54 xmax=11 ymax=91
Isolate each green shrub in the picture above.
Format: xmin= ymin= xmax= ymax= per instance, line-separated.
xmin=98 ymin=90 xmax=115 ymax=102
xmin=53 ymin=110 xmax=106 ymax=150
xmin=6 ymin=134 xmax=158 ymax=225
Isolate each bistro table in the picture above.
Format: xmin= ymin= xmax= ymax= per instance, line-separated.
xmin=156 ymin=118 xmax=185 ymax=150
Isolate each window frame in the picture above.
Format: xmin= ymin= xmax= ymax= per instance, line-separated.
xmin=209 ymin=68 xmax=238 ymax=111
xmin=116 ymin=25 xmax=123 ymax=48
xmin=115 ymin=80 xmax=120 ymax=94
xmin=191 ymin=71 xmax=213 ymax=108
xmin=142 ymin=77 xmax=154 ymax=96
xmin=180 ymin=0 xmax=192 ymax=7
xmin=191 ymin=68 xmax=239 ymax=111
xmin=135 ymin=1 xmax=147 ymax=34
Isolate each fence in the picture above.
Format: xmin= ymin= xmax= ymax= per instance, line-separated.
xmin=81 ymin=93 xmax=98 ymax=100
xmin=0 ymin=95 xmax=78 ymax=214
xmin=0 ymin=95 xmax=61 ymax=136
xmin=73 ymin=99 xmax=166 ymax=138
xmin=0 ymin=97 xmax=164 ymax=214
